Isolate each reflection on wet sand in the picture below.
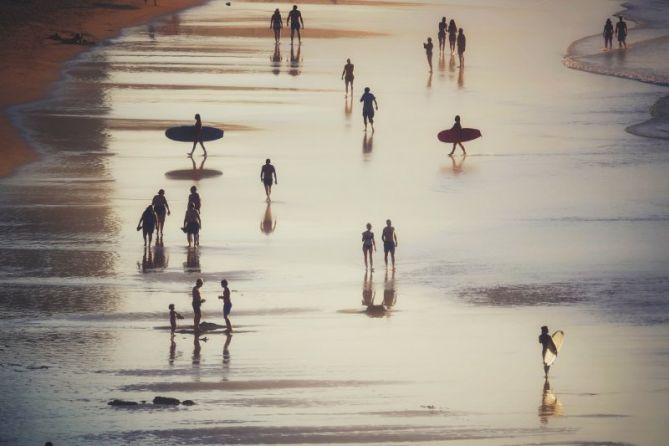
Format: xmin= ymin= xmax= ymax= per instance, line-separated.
xmin=450 ymin=154 xmax=466 ymax=175
xmin=362 ymin=270 xmax=375 ymax=306
xmin=165 ymin=155 xmax=223 ymax=181
xmin=289 ymin=44 xmax=302 ymax=77
xmin=345 ymin=94 xmax=353 ymax=118
xmin=458 ymin=66 xmax=464 ymax=89
xmin=362 ymin=132 xmax=374 ymax=157
xmin=438 ymin=52 xmax=446 ymax=77
xmin=365 ymin=270 xmax=397 ymax=317
xmin=449 ymin=54 xmax=456 ymax=75
xmin=184 ymin=247 xmax=201 ymax=273
xmin=169 ymin=337 xmax=176 ymax=366
xmin=223 ymin=334 xmax=232 ymax=368
xmin=270 ymin=43 xmax=282 ymax=76
xmin=192 ymin=335 xmax=201 ymax=367
xmin=138 ymin=245 xmax=169 ymax=273
xmin=260 ymin=202 xmax=277 ymax=235
xmin=538 ymin=379 xmax=564 ymax=424
xmin=427 ymin=71 xmax=433 ymax=88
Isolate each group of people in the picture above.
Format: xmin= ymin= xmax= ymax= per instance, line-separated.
xmin=603 ymin=15 xmax=627 ymax=49
xmin=424 ymin=17 xmax=466 ymax=72
xmin=169 ymin=278 xmax=233 ymax=334
xmin=269 ymin=5 xmax=304 ymax=44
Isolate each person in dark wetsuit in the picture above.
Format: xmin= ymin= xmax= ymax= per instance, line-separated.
xmin=287 ymin=5 xmax=304 ymax=45
xmin=270 ymin=9 xmax=283 ymax=44
xmin=423 ymin=37 xmax=434 ymax=72
xmin=362 ymin=222 xmax=376 ymax=271
xmin=342 ymin=58 xmax=355 ymax=95
xmin=260 ymin=158 xmax=278 ymax=201
xmin=615 ymin=16 xmax=627 ymax=48
xmin=448 ymin=19 xmax=457 ymax=54
xmin=189 ymin=114 xmax=207 ymax=157
xmin=603 ymin=18 xmax=614 ymax=49
xmin=152 ymin=189 xmax=171 ymax=241
xmin=448 ymin=115 xmax=466 ymax=156
xmin=457 ymin=28 xmax=466 ymax=67
xmin=183 ymin=202 xmax=201 ymax=247
xmin=438 ymin=17 xmax=447 ymax=52
xmin=192 ymin=278 xmax=205 ymax=333
xmin=188 ymin=185 xmax=201 ymax=213
xmin=137 ymin=205 xmax=157 ymax=246
xmin=360 ymin=87 xmax=378 ymax=132
xmin=539 ymin=325 xmax=557 ymax=377
xmin=218 ymin=279 xmax=233 ymax=333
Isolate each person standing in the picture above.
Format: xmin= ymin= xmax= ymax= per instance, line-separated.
xmin=603 ymin=18 xmax=614 ymax=49
xmin=381 ymin=219 xmax=398 ymax=269
xmin=360 ymin=87 xmax=378 ymax=132
xmin=183 ymin=202 xmax=201 ymax=247
xmin=287 ymin=5 xmax=304 ymax=45
xmin=362 ymin=223 xmax=376 ymax=271
xmin=270 ymin=8 xmax=283 ymax=44
xmin=192 ymin=278 xmax=205 ymax=333
xmin=137 ymin=205 xmax=157 ymax=246
xmin=615 ymin=15 xmax=627 ymax=48
xmin=423 ymin=37 xmax=434 ymax=72
xmin=218 ymin=279 xmax=233 ymax=333
xmin=169 ymin=303 xmax=184 ymax=334
xmin=260 ymin=159 xmax=278 ymax=201
xmin=189 ymin=114 xmax=207 ymax=157
xmin=438 ymin=17 xmax=447 ymax=52
xmin=342 ymin=58 xmax=355 ymax=96
xmin=456 ymin=28 xmax=466 ymax=66
xmin=152 ymin=189 xmax=171 ymax=241
xmin=188 ymin=185 xmax=201 ymax=213
xmin=448 ymin=115 xmax=466 ymax=156
xmin=447 ymin=19 xmax=457 ymax=54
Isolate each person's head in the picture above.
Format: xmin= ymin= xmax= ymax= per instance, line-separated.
xmin=158 ymin=188 xmax=165 ymax=195
xmin=606 ymin=18 xmax=612 ymax=24
xmin=441 ymin=17 xmax=446 ymax=22
xmin=169 ymin=303 xmax=175 ymax=310
xmin=455 ymin=115 xmax=460 ymax=122
xmin=190 ymin=185 xmax=197 ymax=193
xmin=618 ymin=15 xmax=623 ymax=21
xmin=366 ymin=223 xmax=372 ymax=230
xmin=347 ymin=58 xmax=351 ymax=63
xmin=293 ymin=4 xmax=297 ymax=10
xmin=195 ymin=113 xmax=201 ymax=121
xmin=541 ymin=325 xmax=548 ymax=334
xmin=221 ymin=279 xmax=228 ymax=287
xmin=427 ymin=37 xmax=432 ymax=42
xmin=145 ymin=205 xmax=153 ymax=212
xmin=459 ymin=28 xmax=463 ymax=34
xmin=449 ymin=19 xmax=455 ymax=26
xmin=386 ymin=219 xmax=392 ymax=226
xmin=274 ymin=8 xmax=279 ymax=13
xmin=196 ymin=278 xmax=203 ymax=287
xmin=364 ymin=87 xmax=370 ymax=93
xmin=265 ymin=158 xmax=271 ymax=164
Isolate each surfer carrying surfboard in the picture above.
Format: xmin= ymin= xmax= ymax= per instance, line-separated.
xmin=360 ymin=87 xmax=378 ymax=132
xmin=539 ymin=325 xmax=562 ymax=378
xmin=188 ymin=114 xmax=207 ymax=157
xmin=448 ymin=115 xmax=466 ymax=156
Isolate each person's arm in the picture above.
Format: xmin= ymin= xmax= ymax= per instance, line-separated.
xmin=269 ymin=16 xmax=273 ymax=29
xmin=165 ymin=199 xmax=171 ymax=215
xmin=196 ymin=213 xmax=201 ymax=229
xmin=273 ymin=169 xmax=278 ymax=184
xmin=137 ymin=213 xmax=144 ymax=230
xmin=373 ymin=235 xmax=376 ymax=251
xmin=184 ymin=212 xmax=188 ymax=228
xmin=374 ymin=98 xmax=378 ymax=110
xmin=300 ymin=14 xmax=304 ymax=28
xmin=360 ymin=94 xmax=364 ymax=103
xmin=342 ymin=66 xmax=345 ymax=80
xmin=394 ymin=231 xmax=398 ymax=246
xmin=260 ymin=167 xmax=264 ymax=182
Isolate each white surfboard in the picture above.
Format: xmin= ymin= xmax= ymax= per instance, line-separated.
xmin=543 ymin=330 xmax=565 ymax=367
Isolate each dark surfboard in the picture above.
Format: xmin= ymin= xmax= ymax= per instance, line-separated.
xmin=437 ymin=128 xmax=481 ymax=143
xmin=165 ymin=126 xmax=224 ymax=142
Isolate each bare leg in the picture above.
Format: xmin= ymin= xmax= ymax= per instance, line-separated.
xmin=199 ymin=141 xmax=207 ymax=156
xmin=195 ymin=232 xmax=199 ymax=247
xmin=363 ymin=115 xmax=368 ymax=132
xmin=297 ymin=29 xmax=301 ymax=43
xmin=189 ymin=141 xmax=196 ymax=156
xmin=187 ymin=233 xmax=193 ymax=247
xmin=363 ymin=248 xmax=368 ymax=269
xmin=224 ymin=315 xmax=232 ymax=333
xmin=390 ymin=251 xmax=395 ymax=268
xmin=459 ymin=142 xmax=466 ymax=154
xmin=449 ymin=142 xmax=456 ymax=156
xmin=384 ymin=251 xmax=388 ymax=267
xmin=544 ymin=364 xmax=550 ymax=378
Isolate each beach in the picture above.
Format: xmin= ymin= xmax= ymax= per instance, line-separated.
xmin=1 ymin=0 xmax=668 ymax=445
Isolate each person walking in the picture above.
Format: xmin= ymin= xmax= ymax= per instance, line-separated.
xmin=270 ymin=8 xmax=283 ymax=44
xmin=137 ymin=205 xmax=157 ymax=246
xmin=341 ymin=58 xmax=355 ymax=96
xmin=448 ymin=115 xmax=466 ymax=156
xmin=188 ymin=114 xmax=207 ymax=157
xmin=188 ymin=185 xmax=201 ymax=213
xmin=287 ymin=5 xmax=304 ymax=44
xmin=260 ymin=159 xmax=278 ymax=201
xmin=152 ymin=189 xmax=171 ymax=241
xmin=362 ymin=223 xmax=376 ymax=271
xmin=360 ymin=87 xmax=378 ymax=132
xmin=218 ymin=279 xmax=233 ymax=333
xmin=192 ymin=278 xmax=205 ymax=333
xmin=447 ymin=19 xmax=457 ymax=54
xmin=615 ymin=15 xmax=627 ymax=48
xmin=183 ymin=202 xmax=201 ymax=247
xmin=603 ymin=18 xmax=614 ymax=49
xmin=381 ymin=219 xmax=398 ymax=269
xmin=423 ymin=37 xmax=434 ymax=72
xmin=456 ymin=28 xmax=466 ymax=67
xmin=438 ymin=17 xmax=447 ymax=52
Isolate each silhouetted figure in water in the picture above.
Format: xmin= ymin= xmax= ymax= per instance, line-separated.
xmin=137 ymin=205 xmax=157 ymax=246
xmin=192 ymin=278 xmax=205 ymax=332
xmin=260 ymin=158 xmax=278 ymax=201
xmin=218 ymin=279 xmax=233 ymax=333
xmin=188 ymin=185 xmax=201 ymax=213
xmin=362 ymin=223 xmax=376 ymax=271
xmin=223 ymin=333 xmax=232 ymax=366
xmin=424 ymin=37 xmax=434 ymax=72
xmin=169 ymin=303 xmax=184 ymax=334
xmin=362 ymin=132 xmax=373 ymax=154
xmin=287 ymin=5 xmax=304 ymax=44
xmin=381 ymin=219 xmax=397 ymax=269
xmin=183 ymin=202 xmax=201 ymax=247
xmin=448 ymin=115 xmax=466 ymax=156
xmin=360 ymin=87 xmax=378 ymax=132
xmin=260 ymin=202 xmax=277 ymax=234
xmin=342 ymin=58 xmax=355 ymax=95
xmin=152 ymin=189 xmax=171 ymax=241
xmin=271 ymin=43 xmax=282 ymax=75
xmin=448 ymin=19 xmax=457 ymax=54
xmin=289 ymin=43 xmax=302 ymax=76
xmin=189 ymin=114 xmax=207 ymax=157
xmin=615 ymin=16 xmax=627 ymax=48
xmin=603 ymin=18 xmax=614 ymax=49
xmin=362 ymin=270 xmax=375 ymax=306
xmin=383 ymin=269 xmax=397 ymax=309
xmin=270 ymin=8 xmax=283 ymax=43
xmin=457 ymin=28 xmax=466 ymax=66
xmin=538 ymin=378 xmax=563 ymax=424
xmin=539 ymin=325 xmax=557 ymax=377
xmin=438 ymin=17 xmax=447 ymax=52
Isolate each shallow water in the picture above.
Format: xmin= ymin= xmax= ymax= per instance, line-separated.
xmin=1 ymin=0 xmax=669 ymax=444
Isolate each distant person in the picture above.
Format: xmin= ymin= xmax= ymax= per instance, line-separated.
xmin=189 ymin=114 xmax=207 ymax=157
xmin=360 ymin=87 xmax=378 ymax=132
xmin=183 ymin=202 xmax=201 ymax=247
xmin=342 ymin=58 xmax=355 ymax=95
xmin=615 ymin=16 xmax=627 ymax=48
xmin=169 ymin=303 xmax=184 ymax=334
xmin=260 ymin=159 xmax=278 ymax=201
xmin=423 ymin=37 xmax=434 ymax=72
xmin=381 ymin=219 xmax=398 ymax=269
xmin=362 ymin=223 xmax=376 ymax=271
xmin=448 ymin=19 xmax=457 ymax=54
xmin=137 ymin=205 xmax=157 ymax=246
xmin=218 ymin=279 xmax=233 ymax=333
xmin=603 ymin=18 xmax=614 ymax=49
xmin=438 ymin=17 xmax=447 ymax=52
xmin=192 ymin=278 xmax=205 ymax=332
xmin=448 ymin=115 xmax=466 ymax=156
xmin=188 ymin=185 xmax=201 ymax=213
xmin=287 ymin=5 xmax=304 ymax=44
xmin=270 ymin=8 xmax=283 ymax=43
xmin=539 ymin=325 xmax=557 ymax=377
xmin=457 ymin=28 xmax=466 ymax=66
xmin=152 ymin=189 xmax=171 ymax=240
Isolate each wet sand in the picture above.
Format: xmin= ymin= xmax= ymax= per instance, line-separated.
xmin=1 ymin=0 xmax=668 ymax=445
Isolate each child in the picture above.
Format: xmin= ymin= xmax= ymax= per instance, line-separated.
xmin=218 ymin=279 xmax=232 ymax=333
xmin=538 ymin=325 xmax=557 ymax=377
xmin=169 ymin=303 xmax=184 ymax=333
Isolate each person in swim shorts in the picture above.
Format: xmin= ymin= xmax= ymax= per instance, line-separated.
xmin=192 ymin=278 xmax=205 ymax=332
xmin=137 ymin=204 xmax=157 ymax=246
xmin=218 ymin=279 xmax=233 ymax=333
xmin=183 ymin=202 xmax=201 ymax=247
xmin=287 ymin=5 xmax=304 ymax=44
xmin=381 ymin=219 xmax=398 ymax=269
xmin=342 ymin=58 xmax=355 ymax=95
xmin=152 ymin=189 xmax=171 ymax=242
xmin=260 ymin=158 xmax=278 ymax=201
xmin=438 ymin=17 xmax=447 ymax=52
xmin=360 ymin=87 xmax=378 ymax=132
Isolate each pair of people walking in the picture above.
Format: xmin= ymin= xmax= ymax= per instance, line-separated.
xmin=362 ymin=220 xmax=398 ymax=271
xmin=603 ymin=16 xmax=627 ymax=49
xmin=270 ymin=5 xmax=304 ymax=44
xmin=137 ymin=189 xmax=171 ymax=246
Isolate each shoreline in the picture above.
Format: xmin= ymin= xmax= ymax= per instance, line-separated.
xmin=563 ymin=0 xmax=669 ymax=140
xmin=0 ymin=0 xmax=208 ymax=178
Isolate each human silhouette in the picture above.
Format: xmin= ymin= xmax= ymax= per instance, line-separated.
xmin=287 ymin=5 xmax=304 ymax=44
xmin=457 ymin=28 xmax=466 ymax=66
xmin=448 ymin=19 xmax=457 ymax=54
xmin=270 ymin=8 xmax=283 ymax=44
xmin=361 ymin=222 xmax=376 ymax=270
xmin=183 ymin=202 xmax=201 ymax=247
xmin=423 ymin=37 xmax=434 ymax=72
xmin=188 ymin=113 xmax=207 ymax=157
xmin=360 ymin=87 xmax=378 ymax=132
xmin=448 ymin=115 xmax=466 ymax=156
xmin=218 ymin=279 xmax=233 ymax=333
xmin=188 ymin=185 xmax=201 ymax=213
xmin=438 ymin=17 xmax=447 ymax=52
xmin=539 ymin=325 xmax=558 ymax=377
xmin=191 ymin=278 xmax=205 ymax=333
xmin=381 ymin=219 xmax=397 ymax=269
xmin=260 ymin=159 xmax=278 ymax=201
xmin=603 ymin=18 xmax=614 ymax=49
xmin=342 ymin=58 xmax=355 ymax=95
xmin=615 ymin=16 xmax=627 ymax=48
xmin=152 ymin=189 xmax=171 ymax=241
xmin=137 ymin=205 xmax=157 ymax=246
xmin=169 ymin=303 xmax=184 ymax=334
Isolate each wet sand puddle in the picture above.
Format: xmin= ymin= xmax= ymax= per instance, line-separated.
xmin=1 ymin=0 xmax=669 ymax=445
